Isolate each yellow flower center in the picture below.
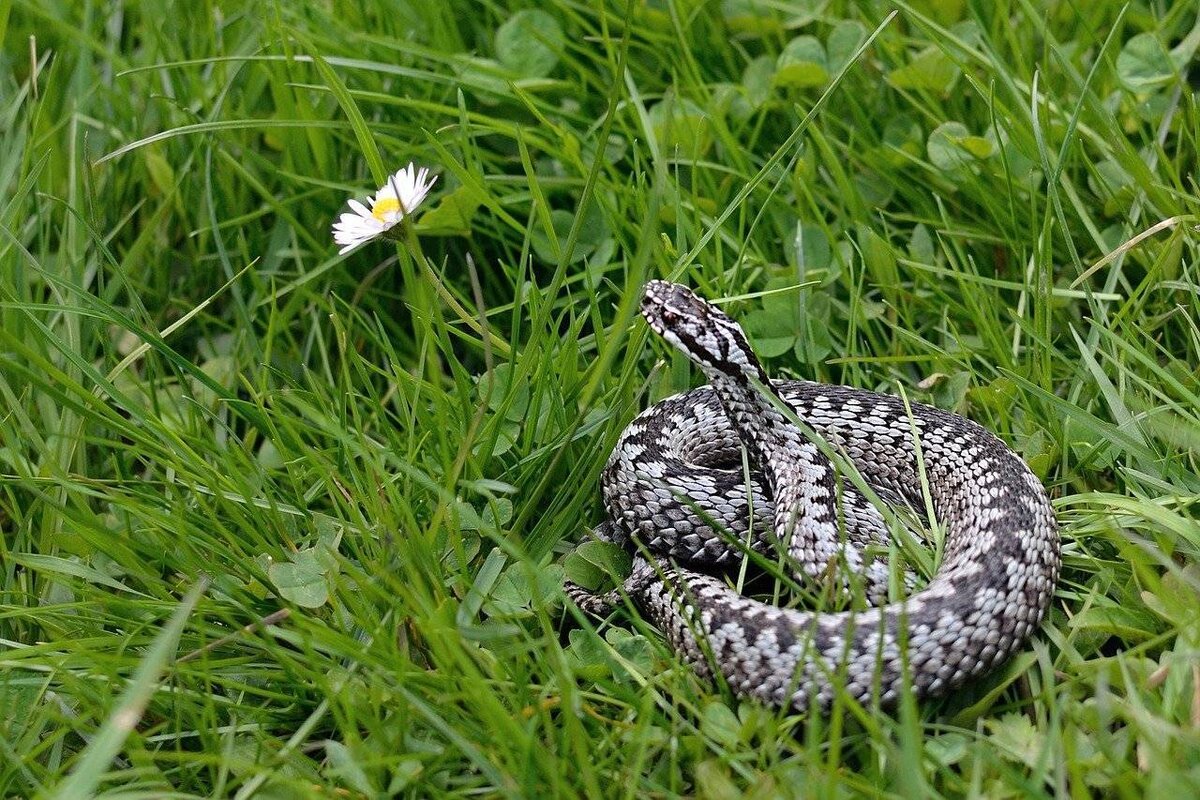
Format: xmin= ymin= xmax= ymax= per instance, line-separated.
xmin=372 ymin=198 xmax=402 ymax=222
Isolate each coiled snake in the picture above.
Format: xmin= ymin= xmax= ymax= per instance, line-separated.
xmin=569 ymin=281 xmax=1060 ymax=709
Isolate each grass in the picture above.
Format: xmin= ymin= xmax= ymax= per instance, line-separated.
xmin=1 ymin=0 xmax=1199 ymax=796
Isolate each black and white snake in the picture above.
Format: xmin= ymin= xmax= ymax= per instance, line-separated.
xmin=569 ymin=281 xmax=1060 ymax=709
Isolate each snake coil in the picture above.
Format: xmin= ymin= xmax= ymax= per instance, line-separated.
xmin=569 ymin=281 xmax=1060 ymax=709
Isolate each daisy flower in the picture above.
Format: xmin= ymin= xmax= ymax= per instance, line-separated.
xmin=332 ymin=163 xmax=438 ymax=254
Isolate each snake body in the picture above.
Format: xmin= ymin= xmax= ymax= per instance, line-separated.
xmin=573 ymin=281 xmax=1060 ymax=709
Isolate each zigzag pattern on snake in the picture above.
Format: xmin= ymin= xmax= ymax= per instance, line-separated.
xmin=568 ymin=281 xmax=1060 ymax=709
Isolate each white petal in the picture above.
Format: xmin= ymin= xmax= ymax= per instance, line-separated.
xmin=347 ymin=198 xmax=372 ymax=217
xmin=347 ymin=216 xmax=383 ymax=232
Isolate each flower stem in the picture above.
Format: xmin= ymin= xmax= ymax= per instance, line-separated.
xmin=399 ymin=224 xmax=512 ymax=358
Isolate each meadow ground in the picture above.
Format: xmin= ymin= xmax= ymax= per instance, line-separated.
xmin=2 ymin=1 xmax=1199 ymax=797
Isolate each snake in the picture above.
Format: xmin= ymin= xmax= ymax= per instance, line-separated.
xmin=568 ymin=281 xmax=1060 ymax=709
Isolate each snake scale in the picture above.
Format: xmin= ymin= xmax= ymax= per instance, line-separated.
xmin=569 ymin=281 xmax=1060 ymax=709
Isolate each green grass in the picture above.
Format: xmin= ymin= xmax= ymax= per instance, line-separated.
xmin=2 ymin=0 xmax=1199 ymax=796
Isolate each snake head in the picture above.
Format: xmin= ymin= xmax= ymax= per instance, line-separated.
xmin=641 ymin=280 xmax=769 ymax=384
